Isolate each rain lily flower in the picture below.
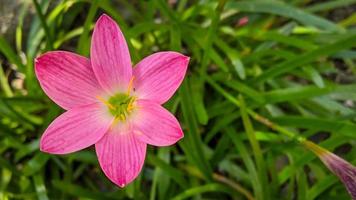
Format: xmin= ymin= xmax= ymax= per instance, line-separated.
xmin=303 ymin=141 xmax=356 ymax=199
xmin=35 ymin=14 xmax=189 ymax=187
xmin=237 ymin=16 xmax=249 ymax=27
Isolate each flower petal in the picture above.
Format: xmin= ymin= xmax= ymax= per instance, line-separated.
xmin=132 ymin=100 xmax=183 ymax=146
xmin=133 ymin=51 xmax=189 ymax=104
xmin=303 ymin=141 xmax=356 ymax=199
xmin=35 ymin=51 xmax=102 ymax=110
xmin=40 ymin=103 xmax=113 ymax=154
xmin=321 ymin=153 xmax=356 ymax=199
xmin=95 ymin=130 xmax=146 ymax=187
xmin=91 ymin=14 xmax=132 ymax=93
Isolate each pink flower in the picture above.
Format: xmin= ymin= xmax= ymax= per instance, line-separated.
xmin=35 ymin=14 xmax=189 ymax=187
xmin=237 ymin=16 xmax=249 ymax=27
xmin=303 ymin=141 xmax=356 ymax=199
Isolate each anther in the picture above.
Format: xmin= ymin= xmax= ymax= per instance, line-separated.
xmin=96 ymin=96 xmax=115 ymax=110
xmin=126 ymin=76 xmax=135 ymax=95
xmin=120 ymin=114 xmax=125 ymax=121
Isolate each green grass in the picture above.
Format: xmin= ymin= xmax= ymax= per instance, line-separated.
xmin=0 ymin=0 xmax=356 ymax=199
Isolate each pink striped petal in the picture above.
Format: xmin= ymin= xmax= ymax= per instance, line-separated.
xmin=95 ymin=130 xmax=146 ymax=187
xmin=40 ymin=103 xmax=113 ymax=154
xmin=91 ymin=14 xmax=132 ymax=93
xmin=35 ymin=51 xmax=102 ymax=110
xmin=133 ymin=51 xmax=189 ymax=104
xmin=132 ymin=100 xmax=183 ymax=146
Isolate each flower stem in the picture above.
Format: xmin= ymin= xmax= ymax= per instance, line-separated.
xmin=246 ymin=109 xmax=305 ymax=143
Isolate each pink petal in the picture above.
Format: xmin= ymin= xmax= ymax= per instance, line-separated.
xmin=95 ymin=130 xmax=146 ymax=187
xmin=132 ymin=100 xmax=183 ymax=146
xmin=133 ymin=51 xmax=189 ymax=104
xmin=91 ymin=14 xmax=132 ymax=93
xmin=40 ymin=103 xmax=113 ymax=154
xmin=35 ymin=51 xmax=102 ymax=110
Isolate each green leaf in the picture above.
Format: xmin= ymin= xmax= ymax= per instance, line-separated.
xmin=273 ymin=116 xmax=356 ymax=139
xmin=23 ymin=153 xmax=49 ymax=176
xmin=179 ymin=80 xmax=213 ymax=180
xmin=52 ymin=180 xmax=119 ymax=200
xmin=146 ymin=154 xmax=188 ymax=189
xmin=0 ymin=37 xmax=25 ymax=71
xmin=302 ymin=66 xmax=325 ymax=88
xmin=306 ymin=0 xmax=356 ymax=12
xmin=239 ymin=96 xmax=270 ymax=199
xmin=226 ymin=0 xmax=343 ymax=32
xmin=76 ymin=0 xmax=98 ymax=56
xmin=226 ymin=126 xmax=262 ymax=200
xmin=252 ymin=33 xmax=356 ymax=83
xmin=190 ymin=76 xmax=209 ymax=125
xmin=33 ymin=174 xmax=49 ymax=200
xmin=171 ymin=183 xmax=234 ymax=200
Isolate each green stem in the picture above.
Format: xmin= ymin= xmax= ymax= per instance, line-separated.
xmin=247 ymin=110 xmax=305 ymax=143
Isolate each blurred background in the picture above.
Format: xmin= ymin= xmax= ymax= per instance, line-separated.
xmin=0 ymin=0 xmax=356 ymax=199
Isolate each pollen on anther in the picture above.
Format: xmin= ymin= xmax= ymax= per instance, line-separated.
xmin=126 ymin=76 xmax=135 ymax=95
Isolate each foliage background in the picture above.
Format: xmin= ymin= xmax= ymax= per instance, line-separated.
xmin=0 ymin=0 xmax=356 ymax=199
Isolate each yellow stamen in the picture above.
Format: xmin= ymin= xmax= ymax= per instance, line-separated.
xmin=120 ymin=114 xmax=125 ymax=121
xmin=127 ymin=106 xmax=135 ymax=112
xmin=124 ymin=96 xmax=135 ymax=112
xmin=128 ymin=96 xmax=136 ymax=108
xmin=96 ymin=96 xmax=115 ymax=110
xmin=126 ymin=76 xmax=135 ymax=95
xmin=130 ymin=96 xmax=137 ymax=104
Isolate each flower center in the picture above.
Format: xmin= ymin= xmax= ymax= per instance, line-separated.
xmin=96 ymin=76 xmax=136 ymax=124
xmin=107 ymin=93 xmax=136 ymax=120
